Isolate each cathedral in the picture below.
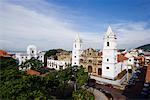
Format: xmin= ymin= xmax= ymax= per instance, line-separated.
xmin=72 ymin=26 xmax=131 ymax=83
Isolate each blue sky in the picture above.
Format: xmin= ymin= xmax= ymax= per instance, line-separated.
xmin=0 ymin=0 xmax=150 ymax=51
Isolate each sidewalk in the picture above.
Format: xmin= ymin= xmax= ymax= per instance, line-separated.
xmin=83 ymin=86 xmax=108 ymax=100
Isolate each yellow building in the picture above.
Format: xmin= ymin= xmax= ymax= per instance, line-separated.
xmin=80 ymin=48 xmax=102 ymax=76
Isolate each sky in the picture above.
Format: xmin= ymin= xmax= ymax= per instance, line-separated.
xmin=0 ymin=0 xmax=150 ymax=51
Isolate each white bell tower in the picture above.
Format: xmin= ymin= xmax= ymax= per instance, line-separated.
xmin=102 ymin=26 xmax=117 ymax=80
xmin=72 ymin=34 xmax=82 ymax=66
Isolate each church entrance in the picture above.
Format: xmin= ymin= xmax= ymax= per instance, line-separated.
xmin=88 ymin=66 xmax=92 ymax=73
xmin=98 ymin=68 xmax=102 ymax=75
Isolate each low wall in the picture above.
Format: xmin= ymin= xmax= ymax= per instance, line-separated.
xmin=90 ymin=74 xmax=127 ymax=86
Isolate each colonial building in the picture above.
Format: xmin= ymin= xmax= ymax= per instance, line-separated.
xmin=47 ymin=51 xmax=71 ymax=70
xmin=70 ymin=26 xmax=136 ymax=85
xmin=15 ymin=45 xmax=45 ymax=65
xmin=80 ymin=48 xmax=102 ymax=76
xmin=102 ymin=26 xmax=118 ymax=79
xmin=47 ymin=59 xmax=70 ymax=70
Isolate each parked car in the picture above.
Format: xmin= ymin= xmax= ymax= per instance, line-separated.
xmin=144 ymin=83 xmax=150 ymax=87
xmin=141 ymin=91 xmax=148 ymax=96
xmin=132 ymin=75 xmax=138 ymax=79
xmin=142 ymin=87 xmax=149 ymax=91
xmin=136 ymin=70 xmax=141 ymax=73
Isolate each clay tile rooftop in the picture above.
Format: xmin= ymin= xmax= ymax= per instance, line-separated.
xmin=146 ymin=64 xmax=150 ymax=82
xmin=26 ymin=69 xmax=40 ymax=75
xmin=117 ymin=54 xmax=128 ymax=62
xmin=0 ymin=50 xmax=9 ymax=57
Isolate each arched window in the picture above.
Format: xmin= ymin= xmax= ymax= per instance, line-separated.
xmin=80 ymin=59 xmax=83 ymax=63
xmin=89 ymin=60 xmax=92 ymax=63
xmin=107 ymin=42 xmax=109 ymax=46
xmin=32 ymin=50 xmax=34 ymax=53
xmin=107 ymin=58 xmax=109 ymax=62
xmin=88 ymin=66 xmax=92 ymax=73
xmin=98 ymin=68 xmax=102 ymax=75
xmin=75 ymin=44 xmax=76 ymax=48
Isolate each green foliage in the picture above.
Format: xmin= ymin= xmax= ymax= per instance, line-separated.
xmin=45 ymin=49 xmax=58 ymax=57
xmin=44 ymin=49 xmax=66 ymax=66
xmin=73 ymin=89 xmax=94 ymax=100
xmin=0 ymin=57 xmax=89 ymax=99
xmin=21 ymin=58 xmax=49 ymax=74
xmin=0 ymin=57 xmax=17 ymax=70
xmin=76 ymin=67 xmax=88 ymax=87
xmin=0 ymin=57 xmax=53 ymax=100
xmin=136 ymin=44 xmax=150 ymax=51
xmin=23 ymin=57 xmax=43 ymax=69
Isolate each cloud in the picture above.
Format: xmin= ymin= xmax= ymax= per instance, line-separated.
xmin=0 ymin=1 xmax=149 ymax=51
xmin=112 ymin=21 xmax=150 ymax=49
xmin=0 ymin=2 xmax=75 ymax=50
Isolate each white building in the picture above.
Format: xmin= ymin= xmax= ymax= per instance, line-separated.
xmin=47 ymin=58 xmax=70 ymax=70
xmin=72 ymin=34 xmax=82 ymax=66
xmin=15 ymin=45 xmax=45 ymax=65
xmin=102 ymin=26 xmax=119 ymax=79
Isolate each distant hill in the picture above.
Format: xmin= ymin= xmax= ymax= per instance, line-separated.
xmin=136 ymin=44 xmax=150 ymax=50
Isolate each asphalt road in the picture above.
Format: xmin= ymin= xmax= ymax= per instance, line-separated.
xmin=123 ymin=66 xmax=147 ymax=99
xmin=95 ymin=83 xmax=126 ymax=100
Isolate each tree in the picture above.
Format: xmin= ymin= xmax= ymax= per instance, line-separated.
xmin=0 ymin=57 xmax=53 ymax=100
xmin=72 ymin=88 xmax=94 ymax=100
xmin=0 ymin=57 xmax=89 ymax=99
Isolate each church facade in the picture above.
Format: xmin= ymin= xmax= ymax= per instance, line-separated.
xmin=15 ymin=45 xmax=45 ymax=65
xmin=71 ymin=26 xmax=131 ymax=81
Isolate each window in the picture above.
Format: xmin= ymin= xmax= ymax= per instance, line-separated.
xmin=75 ymin=44 xmax=76 ymax=48
xmin=89 ymin=60 xmax=92 ymax=63
xmin=74 ymin=62 xmax=76 ymax=64
xmin=98 ymin=60 xmax=102 ymax=64
xmin=107 ymin=59 xmax=109 ymax=62
xmin=32 ymin=50 xmax=34 ymax=53
xmin=107 ymin=42 xmax=109 ymax=46
xmin=80 ymin=59 xmax=83 ymax=62
xmin=74 ymin=56 xmax=76 ymax=58
xmin=106 ymin=67 xmax=109 ymax=69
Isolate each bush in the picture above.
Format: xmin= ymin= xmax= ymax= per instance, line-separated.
xmin=73 ymin=89 xmax=94 ymax=100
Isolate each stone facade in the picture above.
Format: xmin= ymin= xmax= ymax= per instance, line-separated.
xmin=80 ymin=48 xmax=102 ymax=76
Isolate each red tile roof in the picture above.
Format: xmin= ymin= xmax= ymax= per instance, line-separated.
xmin=146 ymin=64 xmax=150 ymax=82
xmin=117 ymin=54 xmax=128 ymax=62
xmin=26 ymin=69 xmax=40 ymax=75
xmin=0 ymin=50 xmax=10 ymax=57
